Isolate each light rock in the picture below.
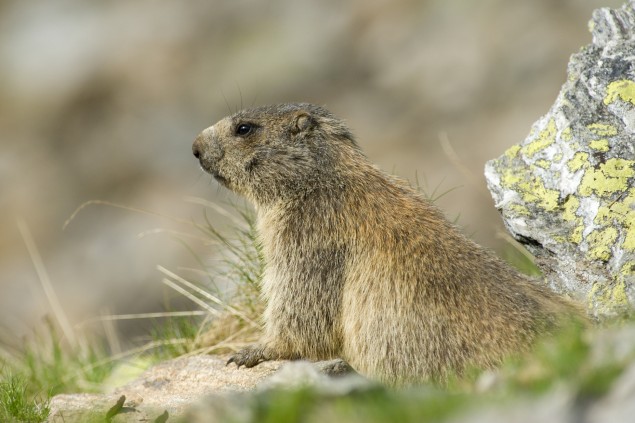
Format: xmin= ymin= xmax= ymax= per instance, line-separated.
xmin=48 ymin=355 xmax=284 ymax=422
xmin=47 ymin=355 xmax=365 ymax=422
xmin=183 ymin=361 xmax=374 ymax=423
xmin=485 ymin=0 xmax=635 ymax=317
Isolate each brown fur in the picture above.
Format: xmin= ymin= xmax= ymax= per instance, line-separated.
xmin=192 ymin=103 xmax=579 ymax=386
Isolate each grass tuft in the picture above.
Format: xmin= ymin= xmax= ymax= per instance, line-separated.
xmin=17 ymin=317 xmax=114 ymax=396
xmin=0 ymin=372 xmax=50 ymax=423
xmin=149 ymin=316 xmax=201 ymax=360
xmin=131 ymin=200 xmax=265 ymax=361
xmin=156 ymin=200 xmax=265 ymax=357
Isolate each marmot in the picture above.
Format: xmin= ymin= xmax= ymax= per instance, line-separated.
xmin=192 ymin=103 xmax=579 ymax=386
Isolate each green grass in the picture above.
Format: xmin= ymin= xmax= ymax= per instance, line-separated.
xmin=0 ymin=372 xmax=50 ymax=423
xmin=196 ymin=200 xmax=264 ymax=306
xmin=149 ymin=315 xmax=202 ymax=360
xmin=1 ymin=316 xmax=122 ymax=422
xmin=19 ymin=319 xmax=114 ymax=396
xmin=0 ymin=317 xmax=116 ymax=422
xmin=248 ymin=387 xmax=471 ymax=423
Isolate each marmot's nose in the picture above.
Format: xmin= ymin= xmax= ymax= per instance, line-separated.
xmin=192 ymin=137 xmax=202 ymax=159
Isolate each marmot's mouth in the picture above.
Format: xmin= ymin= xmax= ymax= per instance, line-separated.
xmin=201 ymin=160 xmax=227 ymax=183
xmin=210 ymin=170 xmax=229 ymax=186
xmin=199 ymin=158 xmax=230 ymax=187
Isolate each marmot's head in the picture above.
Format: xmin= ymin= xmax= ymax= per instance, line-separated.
xmin=193 ymin=103 xmax=359 ymax=203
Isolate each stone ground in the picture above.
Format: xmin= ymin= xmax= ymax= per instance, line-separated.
xmin=48 ymin=355 xmax=284 ymax=422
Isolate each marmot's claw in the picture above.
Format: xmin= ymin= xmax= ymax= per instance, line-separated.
xmin=227 ymin=345 xmax=266 ymax=368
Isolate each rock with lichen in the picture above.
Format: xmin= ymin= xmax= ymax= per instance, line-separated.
xmin=485 ymin=1 xmax=635 ymax=317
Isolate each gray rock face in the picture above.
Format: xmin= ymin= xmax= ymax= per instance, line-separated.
xmin=485 ymin=1 xmax=635 ymax=317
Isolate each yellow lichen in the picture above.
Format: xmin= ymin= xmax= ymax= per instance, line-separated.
xmin=614 ymin=188 xmax=635 ymax=251
xmin=611 ymin=280 xmax=629 ymax=306
xmin=552 ymin=235 xmax=567 ymax=244
xmin=594 ymin=205 xmax=613 ymax=226
xmin=587 ymin=123 xmax=618 ymax=137
xmin=592 ymin=189 xmax=635 ymax=254
xmin=570 ymin=225 xmax=583 ymax=244
xmin=606 ymin=188 xmax=635 ymax=218
xmin=562 ymin=127 xmax=573 ymax=141
xmin=568 ymin=152 xmax=589 ymax=172
xmin=579 ymin=158 xmax=635 ymax=197
xmin=603 ymin=158 xmax=635 ymax=178
xmin=498 ymin=161 xmax=562 ymax=212
xmin=508 ymin=203 xmax=530 ymax=216
xmin=518 ymin=177 xmax=560 ymax=211
xmin=562 ymin=196 xmax=583 ymax=245
xmin=498 ymin=164 xmax=560 ymax=212
xmin=535 ymin=159 xmax=550 ymax=169
xmin=604 ymin=79 xmax=635 ymax=105
xmin=562 ymin=196 xmax=580 ymax=222
xmin=504 ymin=145 xmax=521 ymax=160
xmin=501 ymin=168 xmax=524 ymax=187
xmin=625 ymin=231 xmax=635 ymax=252
xmin=586 ymin=227 xmax=618 ymax=261
xmin=521 ymin=118 xmax=557 ymax=157
xmin=588 ymin=280 xmax=630 ymax=313
xmin=589 ymin=139 xmax=610 ymax=152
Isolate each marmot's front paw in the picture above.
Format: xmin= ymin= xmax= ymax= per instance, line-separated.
xmin=227 ymin=345 xmax=267 ymax=368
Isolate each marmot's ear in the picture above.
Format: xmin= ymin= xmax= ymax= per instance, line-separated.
xmin=291 ymin=112 xmax=314 ymax=135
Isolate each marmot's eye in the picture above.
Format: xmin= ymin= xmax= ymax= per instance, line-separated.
xmin=236 ymin=123 xmax=252 ymax=136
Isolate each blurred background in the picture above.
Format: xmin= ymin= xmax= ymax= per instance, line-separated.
xmin=0 ymin=0 xmax=623 ymax=345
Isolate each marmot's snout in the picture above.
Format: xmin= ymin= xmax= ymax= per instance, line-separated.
xmin=193 ymin=125 xmax=230 ymax=186
xmin=192 ymin=132 xmax=205 ymax=160
xmin=192 ymin=143 xmax=201 ymax=159
xmin=192 ymin=126 xmax=221 ymax=167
